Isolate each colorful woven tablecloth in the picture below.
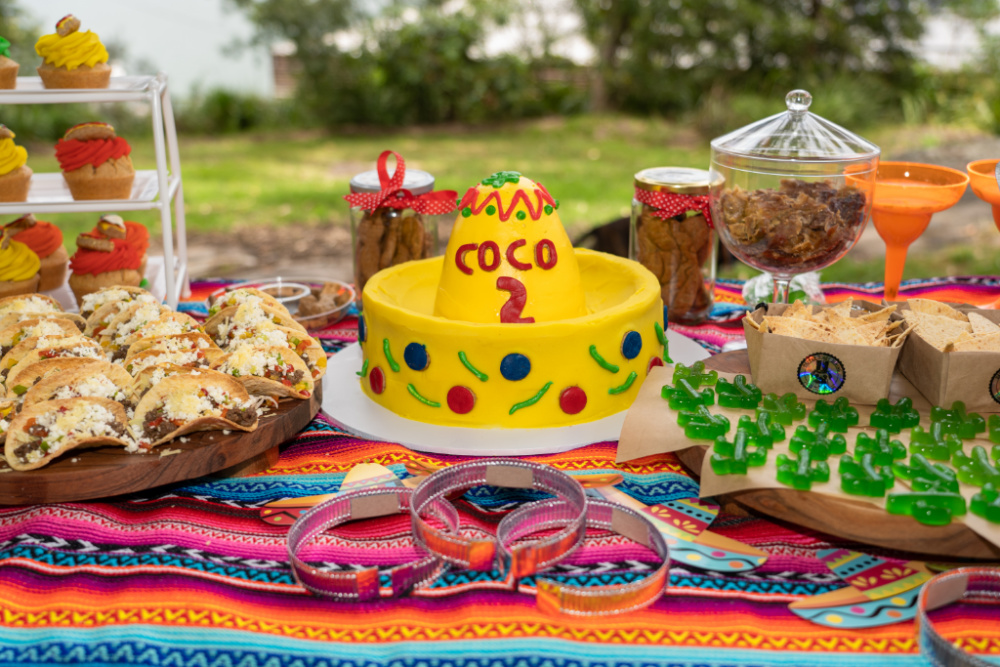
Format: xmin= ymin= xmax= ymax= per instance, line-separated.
xmin=1 ymin=277 xmax=999 ymax=667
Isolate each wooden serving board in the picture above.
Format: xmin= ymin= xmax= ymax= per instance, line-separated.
xmin=0 ymin=382 xmax=322 ymax=505
xmin=682 ymin=353 xmax=1000 ymax=560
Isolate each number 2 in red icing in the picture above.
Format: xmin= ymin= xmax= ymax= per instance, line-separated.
xmin=497 ymin=276 xmax=534 ymax=323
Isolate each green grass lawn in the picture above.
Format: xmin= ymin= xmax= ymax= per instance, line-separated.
xmin=18 ymin=114 xmax=999 ymax=286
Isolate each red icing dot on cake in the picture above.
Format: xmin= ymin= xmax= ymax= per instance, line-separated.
xmin=369 ymin=367 xmax=385 ymax=394
xmin=447 ymin=386 xmax=476 ymax=414
xmin=647 ymin=357 xmax=664 ymax=374
xmin=559 ymin=386 xmax=587 ymax=415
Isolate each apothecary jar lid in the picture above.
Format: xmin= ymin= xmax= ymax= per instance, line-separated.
xmin=710 ymin=90 xmax=880 ymax=163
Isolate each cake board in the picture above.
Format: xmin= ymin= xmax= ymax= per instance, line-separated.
xmin=323 ymin=330 xmax=709 ymax=456
xmin=677 ymin=352 xmax=1000 ymax=560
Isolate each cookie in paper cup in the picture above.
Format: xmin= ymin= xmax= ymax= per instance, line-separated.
xmin=744 ymin=300 xmax=907 ymax=405
xmin=5 ymin=397 xmax=133 ymax=471
xmin=131 ymin=370 xmax=259 ymax=449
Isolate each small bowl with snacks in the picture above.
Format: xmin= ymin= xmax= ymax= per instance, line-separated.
xmin=210 ymin=278 xmax=355 ymax=331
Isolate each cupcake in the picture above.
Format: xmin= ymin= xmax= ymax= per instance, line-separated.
xmin=5 ymin=215 xmax=68 ymax=292
xmin=92 ymin=215 xmax=148 ymax=277
xmin=55 ymin=122 xmax=134 ymax=200
xmin=0 ymin=35 xmax=18 ymax=89
xmin=0 ymin=232 xmax=40 ymax=298
xmin=34 ymin=15 xmax=110 ymax=89
xmin=68 ymin=232 xmax=142 ymax=305
xmin=0 ymin=126 xmax=31 ymax=203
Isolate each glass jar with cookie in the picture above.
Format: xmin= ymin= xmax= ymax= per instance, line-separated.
xmin=630 ymin=167 xmax=721 ymax=325
xmin=346 ymin=151 xmax=457 ymax=309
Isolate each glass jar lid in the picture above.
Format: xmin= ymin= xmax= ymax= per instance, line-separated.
xmin=710 ymin=90 xmax=880 ymax=163
xmin=350 ymin=168 xmax=435 ymax=195
xmin=634 ymin=167 xmax=724 ymax=195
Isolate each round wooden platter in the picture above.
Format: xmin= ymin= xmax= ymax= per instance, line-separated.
xmin=0 ymin=381 xmax=322 ymax=505
xmin=684 ymin=352 xmax=1000 ymax=560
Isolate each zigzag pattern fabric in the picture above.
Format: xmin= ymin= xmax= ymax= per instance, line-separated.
xmin=0 ymin=279 xmax=998 ymax=666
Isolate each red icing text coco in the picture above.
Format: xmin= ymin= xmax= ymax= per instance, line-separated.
xmin=455 ymin=238 xmax=558 ymax=275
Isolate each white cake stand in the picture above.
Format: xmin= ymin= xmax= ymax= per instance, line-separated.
xmin=322 ymin=329 xmax=709 ymax=456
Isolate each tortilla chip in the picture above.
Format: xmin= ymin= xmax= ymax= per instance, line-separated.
xmin=968 ymin=312 xmax=1000 ymax=336
xmin=764 ymin=317 xmax=840 ymax=343
xmin=827 ymin=298 xmax=854 ymax=317
xmin=903 ymin=311 xmax=972 ymax=350
xmin=782 ymin=300 xmax=815 ymax=320
xmin=950 ymin=332 xmax=1000 ymax=352
xmin=907 ymin=299 xmax=967 ymax=322
xmin=853 ymin=305 xmax=897 ymax=324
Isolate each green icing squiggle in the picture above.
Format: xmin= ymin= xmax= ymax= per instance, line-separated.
xmin=509 ymin=381 xmax=553 ymax=415
xmin=609 ymin=371 xmax=638 ymax=395
xmin=383 ymin=338 xmax=400 ymax=372
xmin=458 ymin=351 xmax=488 ymax=382
xmin=407 ymin=383 xmax=440 ymax=407
xmin=356 ymin=358 xmax=369 ymax=378
xmin=655 ymin=321 xmax=673 ymax=363
xmin=589 ymin=344 xmax=619 ymax=373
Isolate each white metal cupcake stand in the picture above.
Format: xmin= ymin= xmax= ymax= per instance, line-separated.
xmin=0 ymin=74 xmax=189 ymax=308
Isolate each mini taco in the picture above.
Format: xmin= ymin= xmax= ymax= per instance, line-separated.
xmin=86 ymin=293 xmax=160 ymax=337
xmin=5 ymin=337 xmax=105 ymax=387
xmin=0 ymin=311 xmax=87 ymax=334
xmin=5 ymin=357 xmax=111 ymax=399
xmin=207 ymin=287 xmax=287 ymax=318
xmin=124 ymin=343 xmax=226 ymax=377
xmin=125 ymin=331 xmax=220 ymax=361
xmin=5 ymin=397 xmax=134 ymax=471
xmin=213 ymin=344 xmax=314 ymax=399
xmin=228 ymin=325 xmax=326 ymax=381
xmin=0 ymin=399 xmax=16 ymax=444
xmin=126 ymin=363 xmax=207 ymax=408
xmin=101 ymin=302 xmax=201 ymax=360
xmin=79 ymin=285 xmax=154 ymax=321
xmin=0 ymin=335 xmax=103 ymax=383
xmin=205 ymin=300 xmax=306 ymax=348
xmin=20 ymin=360 xmax=132 ymax=407
xmin=131 ymin=370 xmax=259 ymax=448
xmin=0 ymin=317 xmax=84 ymax=357
xmin=0 ymin=294 xmax=62 ymax=317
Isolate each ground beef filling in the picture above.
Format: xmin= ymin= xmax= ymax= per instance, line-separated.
xmin=142 ymin=406 xmax=178 ymax=441
xmin=13 ymin=419 xmax=127 ymax=463
xmin=225 ymin=406 xmax=256 ymax=427
xmin=112 ymin=346 xmax=130 ymax=362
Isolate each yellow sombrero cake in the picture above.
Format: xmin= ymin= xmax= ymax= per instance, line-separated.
xmin=359 ymin=171 xmax=665 ymax=428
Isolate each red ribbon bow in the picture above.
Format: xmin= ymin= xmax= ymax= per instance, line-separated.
xmin=634 ymin=188 xmax=714 ymax=228
xmin=344 ymin=150 xmax=458 ymax=215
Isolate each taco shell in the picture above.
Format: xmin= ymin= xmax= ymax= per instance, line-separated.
xmin=21 ymin=361 xmax=132 ymax=407
xmin=80 ymin=285 xmax=155 ymax=321
xmin=5 ymin=397 xmax=133 ymax=471
xmin=5 ymin=358 xmax=112 ymax=399
xmin=131 ymin=370 xmax=259 ymax=448
xmin=124 ymin=345 xmax=227 ymax=377
xmin=205 ymin=303 xmax=307 ymax=345
xmin=0 ymin=318 xmax=84 ymax=357
xmin=207 ymin=287 xmax=287 ymax=318
xmin=127 ymin=363 xmax=212 ymax=408
xmin=0 ymin=311 xmax=86 ymax=333
xmin=228 ymin=325 xmax=326 ymax=381
xmin=5 ymin=338 xmax=105 ymax=388
xmin=0 ymin=294 xmax=62 ymax=317
xmin=213 ymin=344 xmax=314 ymax=399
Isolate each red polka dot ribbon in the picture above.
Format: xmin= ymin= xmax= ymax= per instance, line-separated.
xmin=344 ymin=150 xmax=458 ymax=215
xmin=634 ymin=188 xmax=714 ymax=228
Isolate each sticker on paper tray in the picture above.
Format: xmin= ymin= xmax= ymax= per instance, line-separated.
xmin=798 ymin=353 xmax=845 ymax=395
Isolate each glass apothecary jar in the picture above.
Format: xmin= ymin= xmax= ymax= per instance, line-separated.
xmin=348 ymin=160 xmax=452 ymax=309
xmin=708 ymin=90 xmax=879 ymax=302
xmin=630 ymin=167 xmax=720 ymax=324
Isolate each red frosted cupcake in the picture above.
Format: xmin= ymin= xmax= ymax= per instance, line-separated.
xmin=90 ymin=214 xmax=148 ymax=277
xmin=4 ymin=214 xmax=68 ymax=292
xmin=68 ymin=232 xmax=143 ymax=305
xmin=55 ymin=122 xmax=134 ymax=200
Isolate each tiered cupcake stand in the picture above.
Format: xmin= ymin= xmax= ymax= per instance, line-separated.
xmin=0 ymin=74 xmax=189 ymax=308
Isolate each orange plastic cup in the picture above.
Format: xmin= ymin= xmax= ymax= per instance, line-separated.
xmin=967 ymin=159 xmax=1000 ymax=232
xmin=867 ymin=162 xmax=968 ymax=301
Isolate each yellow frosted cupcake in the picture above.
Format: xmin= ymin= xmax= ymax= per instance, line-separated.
xmin=0 ymin=126 xmax=31 ymax=203
xmin=0 ymin=36 xmax=18 ymax=89
xmin=35 ymin=15 xmax=110 ymax=89
xmin=0 ymin=232 xmax=40 ymax=298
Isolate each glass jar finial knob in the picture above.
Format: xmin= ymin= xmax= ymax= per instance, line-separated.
xmin=785 ymin=89 xmax=812 ymax=113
